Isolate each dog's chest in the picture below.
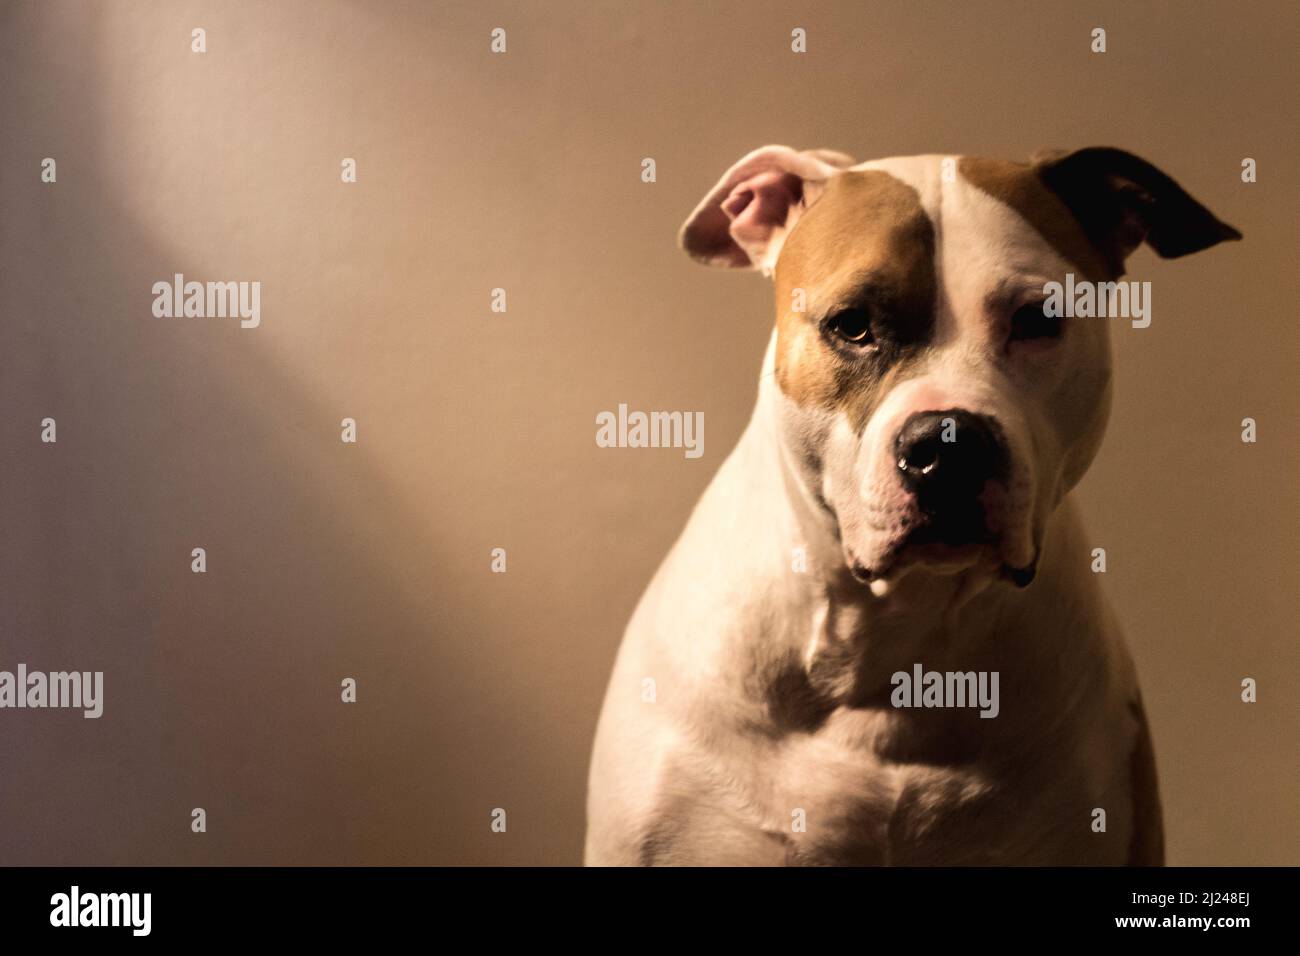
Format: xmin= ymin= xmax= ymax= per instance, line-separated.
xmin=638 ymin=695 xmax=1110 ymax=865
xmin=754 ymin=710 xmax=1007 ymax=865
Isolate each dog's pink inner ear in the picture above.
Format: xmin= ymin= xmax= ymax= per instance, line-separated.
xmin=722 ymin=171 xmax=804 ymax=266
xmin=680 ymin=145 xmax=855 ymax=269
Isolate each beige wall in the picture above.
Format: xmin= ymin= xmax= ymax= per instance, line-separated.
xmin=1 ymin=0 xmax=1295 ymax=865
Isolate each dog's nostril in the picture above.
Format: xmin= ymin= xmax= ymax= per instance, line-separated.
xmin=897 ymin=435 xmax=941 ymax=476
xmin=895 ymin=410 xmax=1002 ymax=505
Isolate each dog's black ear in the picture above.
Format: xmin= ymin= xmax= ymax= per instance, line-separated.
xmin=1031 ymin=147 xmax=1241 ymax=275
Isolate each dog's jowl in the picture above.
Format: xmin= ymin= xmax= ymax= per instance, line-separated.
xmin=585 ymin=145 xmax=1240 ymax=866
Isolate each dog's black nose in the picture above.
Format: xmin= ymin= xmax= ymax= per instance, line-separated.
xmin=895 ymin=410 xmax=1002 ymax=515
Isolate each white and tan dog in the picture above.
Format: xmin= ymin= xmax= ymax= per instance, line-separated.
xmin=586 ymin=146 xmax=1239 ymax=865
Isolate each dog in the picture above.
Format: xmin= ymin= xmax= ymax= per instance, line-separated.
xmin=585 ymin=146 xmax=1240 ymax=865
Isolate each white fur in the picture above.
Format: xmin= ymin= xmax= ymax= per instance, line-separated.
xmin=586 ymin=155 xmax=1145 ymax=866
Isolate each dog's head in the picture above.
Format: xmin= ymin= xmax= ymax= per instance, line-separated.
xmin=681 ymin=146 xmax=1239 ymax=595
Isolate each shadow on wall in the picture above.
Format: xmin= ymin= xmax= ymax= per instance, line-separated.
xmin=0 ymin=2 xmax=587 ymax=866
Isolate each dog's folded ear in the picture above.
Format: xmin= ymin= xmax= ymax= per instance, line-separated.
xmin=1031 ymin=146 xmax=1242 ymax=275
xmin=679 ymin=145 xmax=856 ymax=274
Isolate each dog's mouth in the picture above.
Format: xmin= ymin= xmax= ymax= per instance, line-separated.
xmin=846 ymin=518 xmax=1037 ymax=596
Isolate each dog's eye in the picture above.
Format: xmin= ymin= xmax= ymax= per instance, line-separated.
xmin=1009 ymin=302 xmax=1062 ymax=341
xmin=827 ymin=308 xmax=874 ymax=346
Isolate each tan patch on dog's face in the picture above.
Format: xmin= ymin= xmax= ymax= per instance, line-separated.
xmin=957 ymin=157 xmax=1114 ymax=280
xmin=771 ymin=170 xmax=936 ymax=431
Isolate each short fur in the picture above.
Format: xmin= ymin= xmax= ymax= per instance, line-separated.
xmin=586 ymin=146 xmax=1238 ymax=866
